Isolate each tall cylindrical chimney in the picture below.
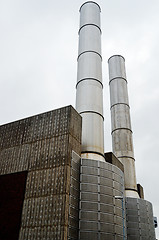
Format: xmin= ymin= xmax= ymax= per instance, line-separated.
xmin=76 ymin=2 xmax=105 ymax=161
xmin=108 ymin=55 xmax=139 ymax=198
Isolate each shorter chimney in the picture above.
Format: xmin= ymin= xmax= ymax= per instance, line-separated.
xmin=108 ymin=55 xmax=139 ymax=198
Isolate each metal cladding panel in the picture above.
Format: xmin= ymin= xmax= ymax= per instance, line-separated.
xmin=76 ymin=80 xmax=103 ymax=114
xmin=126 ymin=197 xmax=156 ymax=240
xmin=109 ymin=78 xmax=129 ymax=106
xmin=0 ymin=105 xmax=82 ymax=240
xmin=111 ymin=104 xmax=131 ymax=131
xmin=108 ymin=55 xmax=126 ymax=80
xmin=79 ymin=2 xmax=101 ymax=28
xmin=77 ymin=53 xmax=102 ymax=83
xmin=80 ymin=112 xmax=104 ymax=154
xmin=79 ymin=159 xmax=126 ymax=240
xmin=81 ymin=165 xmax=98 ymax=175
xmin=118 ymin=158 xmax=137 ymax=191
xmin=112 ymin=130 xmax=134 ymax=157
xmin=78 ymin=25 xmax=101 ymax=56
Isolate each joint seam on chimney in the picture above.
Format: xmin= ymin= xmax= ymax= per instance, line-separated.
xmin=118 ymin=156 xmax=135 ymax=161
xmin=81 ymin=151 xmax=104 ymax=158
xmin=111 ymin=128 xmax=132 ymax=134
xmin=110 ymin=103 xmax=130 ymax=109
xmin=109 ymin=77 xmax=127 ymax=85
xmin=108 ymin=55 xmax=125 ymax=62
xmin=79 ymin=110 xmax=104 ymax=120
xmin=76 ymin=78 xmax=103 ymax=88
xmin=77 ymin=50 xmax=102 ymax=61
xmin=79 ymin=1 xmax=101 ymax=12
xmin=78 ymin=23 xmax=101 ymax=34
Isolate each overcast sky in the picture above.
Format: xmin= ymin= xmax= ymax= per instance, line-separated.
xmin=0 ymin=0 xmax=159 ymax=237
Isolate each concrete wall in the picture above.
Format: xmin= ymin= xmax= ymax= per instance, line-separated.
xmin=0 ymin=105 xmax=82 ymax=240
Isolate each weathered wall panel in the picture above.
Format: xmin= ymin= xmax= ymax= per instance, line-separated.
xmin=0 ymin=105 xmax=82 ymax=240
xmin=126 ymin=197 xmax=156 ymax=240
xmin=79 ymin=159 xmax=126 ymax=240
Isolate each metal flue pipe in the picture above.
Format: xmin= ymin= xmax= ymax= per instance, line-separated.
xmin=76 ymin=2 xmax=105 ymax=161
xmin=108 ymin=55 xmax=139 ymax=198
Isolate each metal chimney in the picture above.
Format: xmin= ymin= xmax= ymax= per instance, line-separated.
xmin=108 ymin=55 xmax=139 ymax=198
xmin=76 ymin=1 xmax=105 ymax=161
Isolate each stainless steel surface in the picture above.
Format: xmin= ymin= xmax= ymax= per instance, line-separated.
xmin=108 ymin=55 xmax=139 ymax=198
xmin=76 ymin=1 xmax=104 ymax=161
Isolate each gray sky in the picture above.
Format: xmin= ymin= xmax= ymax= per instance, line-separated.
xmin=0 ymin=0 xmax=159 ymax=237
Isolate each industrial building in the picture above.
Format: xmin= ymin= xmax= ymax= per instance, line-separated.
xmin=0 ymin=1 xmax=157 ymax=239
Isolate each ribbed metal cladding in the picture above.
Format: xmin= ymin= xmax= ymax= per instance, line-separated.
xmin=76 ymin=1 xmax=104 ymax=161
xmin=79 ymin=158 xmax=126 ymax=240
xmin=125 ymin=197 xmax=156 ymax=240
xmin=108 ymin=55 xmax=139 ymax=198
